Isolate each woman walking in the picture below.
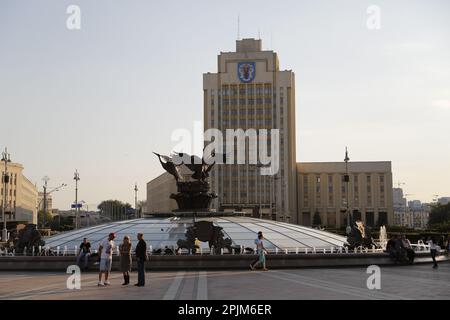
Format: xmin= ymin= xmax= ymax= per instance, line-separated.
xmin=427 ymin=236 xmax=438 ymax=269
xmin=250 ymin=233 xmax=268 ymax=271
xmin=119 ymin=236 xmax=132 ymax=285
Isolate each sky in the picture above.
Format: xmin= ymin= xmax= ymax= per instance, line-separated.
xmin=0 ymin=0 xmax=449 ymax=210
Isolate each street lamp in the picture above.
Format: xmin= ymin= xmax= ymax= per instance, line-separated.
xmin=38 ymin=178 xmax=67 ymax=229
xmin=134 ymin=183 xmax=138 ymax=219
xmin=1 ymin=147 xmax=11 ymax=242
xmin=73 ymin=170 xmax=80 ymax=229
xmin=80 ymin=200 xmax=89 ymax=227
xmin=344 ymin=147 xmax=351 ymax=235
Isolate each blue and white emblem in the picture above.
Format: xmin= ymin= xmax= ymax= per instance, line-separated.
xmin=237 ymin=62 xmax=256 ymax=83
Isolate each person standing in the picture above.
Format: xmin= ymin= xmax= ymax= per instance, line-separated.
xmin=427 ymin=236 xmax=438 ymax=269
xmin=250 ymin=232 xmax=268 ymax=271
xmin=119 ymin=236 xmax=132 ymax=286
xmin=98 ymin=233 xmax=116 ymax=286
xmin=76 ymin=237 xmax=91 ymax=271
xmin=446 ymin=235 xmax=450 ymax=255
xmin=134 ymin=233 xmax=148 ymax=287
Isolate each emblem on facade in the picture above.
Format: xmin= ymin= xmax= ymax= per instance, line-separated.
xmin=237 ymin=62 xmax=256 ymax=83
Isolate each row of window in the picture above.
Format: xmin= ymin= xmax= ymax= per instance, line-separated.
xmin=218 ymin=85 xmax=273 ymax=96
xmin=0 ymin=188 xmax=17 ymax=197
xmin=1 ymin=172 xmax=18 ymax=185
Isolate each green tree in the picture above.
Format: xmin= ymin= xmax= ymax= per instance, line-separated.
xmin=38 ymin=210 xmax=53 ymax=228
xmin=49 ymin=215 xmax=74 ymax=231
xmin=313 ymin=211 xmax=322 ymax=226
xmin=98 ymin=200 xmax=133 ymax=221
xmin=428 ymin=203 xmax=450 ymax=230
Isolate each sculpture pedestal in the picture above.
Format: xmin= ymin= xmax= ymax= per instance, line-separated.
xmin=170 ymin=181 xmax=217 ymax=211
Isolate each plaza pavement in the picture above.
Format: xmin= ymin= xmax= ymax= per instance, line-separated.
xmin=0 ymin=263 xmax=448 ymax=300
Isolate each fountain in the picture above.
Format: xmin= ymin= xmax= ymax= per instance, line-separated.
xmin=345 ymin=219 xmax=377 ymax=250
xmin=379 ymin=225 xmax=387 ymax=249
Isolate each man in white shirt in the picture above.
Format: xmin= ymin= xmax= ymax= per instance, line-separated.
xmin=98 ymin=233 xmax=116 ymax=286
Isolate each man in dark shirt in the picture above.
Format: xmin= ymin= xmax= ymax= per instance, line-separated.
xmin=134 ymin=233 xmax=148 ymax=287
xmin=76 ymin=238 xmax=91 ymax=271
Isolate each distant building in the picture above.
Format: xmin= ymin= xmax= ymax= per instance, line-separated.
xmin=393 ymin=192 xmax=430 ymax=229
xmin=146 ymin=166 xmax=193 ymax=213
xmin=438 ymin=197 xmax=450 ymax=205
xmin=1 ymin=162 xmax=38 ymax=224
xmin=297 ymin=161 xmax=393 ymax=228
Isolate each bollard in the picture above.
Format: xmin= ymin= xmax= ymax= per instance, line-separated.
xmin=354 ymin=248 xmax=357 ymax=253
xmin=323 ymin=248 xmax=326 ymax=254
xmin=275 ymin=248 xmax=279 ymax=255
xmin=221 ymin=248 xmax=224 ymax=255
xmin=296 ymin=248 xmax=299 ymax=254
xmin=345 ymin=247 xmax=348 ymax=253
xmin=32 ymin=246 xmax=35 ymax=256
xmin=371 ymin=245 xmax=375 ymax=253
xmin=13 ymin=249 xmax=15 ymax=256
xmin=149 ymin=245 xmax=152 ymax=255
xmin=285 ymin=249 xmax=288 ymax=254
xmin=304 ymin=248 xmax=308 ymax=254
xmin=210 ymin=246 xmax=214 ymax=255
xmin=232 ymin=248 xmax=235 ymax=255
xmin=338 ymin=247 xmax=342 ymax=254
xmin=63 ymin=245 xmax=67 ymax=256
xmin=38 ymin=246 xmax=42 ymax=255
xmin=200 ymin=247 xmax=203 ymax=255
xmin=331 ymin=247 xmax=334 ymax=254
xmin=313 ymin=247 xmax=316 ymax=254
xmin=57 ymin=246 xmax=60 ymax=256
xmin=23 ymin=247 xmax=27 ymax=256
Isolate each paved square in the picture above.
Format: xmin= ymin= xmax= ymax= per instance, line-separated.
xmin=0 ymin=263 xmax=448 ymax=300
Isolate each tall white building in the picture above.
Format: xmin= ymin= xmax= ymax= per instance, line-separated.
xmin=203 ymin=38 xmax=297 ymax=222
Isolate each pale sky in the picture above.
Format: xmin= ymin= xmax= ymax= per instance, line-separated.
xmin=1 ymin=0 xmax=449 ymax=210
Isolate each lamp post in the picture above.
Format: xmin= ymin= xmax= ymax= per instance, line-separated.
xmin=344 ymin=147 xmax=351 ymax=235
xmin=80 ymin=200 xmax=89 ymax=227
xmin=134 ymin=183 xmax=138 ymax=218
xmin=1 ymin=148 xmax=11 ymax=242
xmin=37 ymin=182 xmax=67 ymax=229
xmin=42 ymin=176 xmax=50 ymax=228
xmin=74 ymin=170 xmax=80 ymax=229
xmin=404 ymin=193 xmax=413 ymax=228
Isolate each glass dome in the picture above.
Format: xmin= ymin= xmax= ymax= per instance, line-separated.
xmin=44 ymin=216 xmax=347 ymax=252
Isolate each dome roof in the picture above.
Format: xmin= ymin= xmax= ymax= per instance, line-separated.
xmin=44 ymin=217 xmax=347 ymax=252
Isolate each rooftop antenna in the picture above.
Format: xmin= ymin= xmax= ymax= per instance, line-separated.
xmin=237 ymin=15 xmax=240 ymax=40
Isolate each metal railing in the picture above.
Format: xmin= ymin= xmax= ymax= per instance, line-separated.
xmin=0 ymin=243 xmax=441 ymax=257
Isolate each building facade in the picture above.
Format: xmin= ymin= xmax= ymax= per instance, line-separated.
xmin=393 ymin=193 xmax=430 ymax=229
xmin=1 ymin=162 xmax=38 ymax=224
xmin=203 ymin=38 xmax=297 ymax=222
xmin=297 ymin=162 xmax=393 ymax=228
xmin=146 ymin=166 xmax=193 ymax=213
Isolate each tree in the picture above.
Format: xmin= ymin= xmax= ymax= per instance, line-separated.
xmin=428 ymin=203 xmax=450 ymax=228
xmin=313 ymin=211 xmax=322 ymax=226
xmin=98 ymin=200 xmax=133 ymax=221
xmin=49 ymin=215 xmax=74 ymax=231
xmin=38 ymin=210 xmax=53 ymax=228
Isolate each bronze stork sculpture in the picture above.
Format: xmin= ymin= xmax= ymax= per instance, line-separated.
xmin=153 ymin=151 xmax=225 ymax=211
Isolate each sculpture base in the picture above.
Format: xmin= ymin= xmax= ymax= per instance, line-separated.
xmin=170 ymin=181 xmax=217 ymax=211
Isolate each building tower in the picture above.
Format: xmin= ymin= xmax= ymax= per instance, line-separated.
xmin=203 ymin=38 xmax=297 ymax=223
